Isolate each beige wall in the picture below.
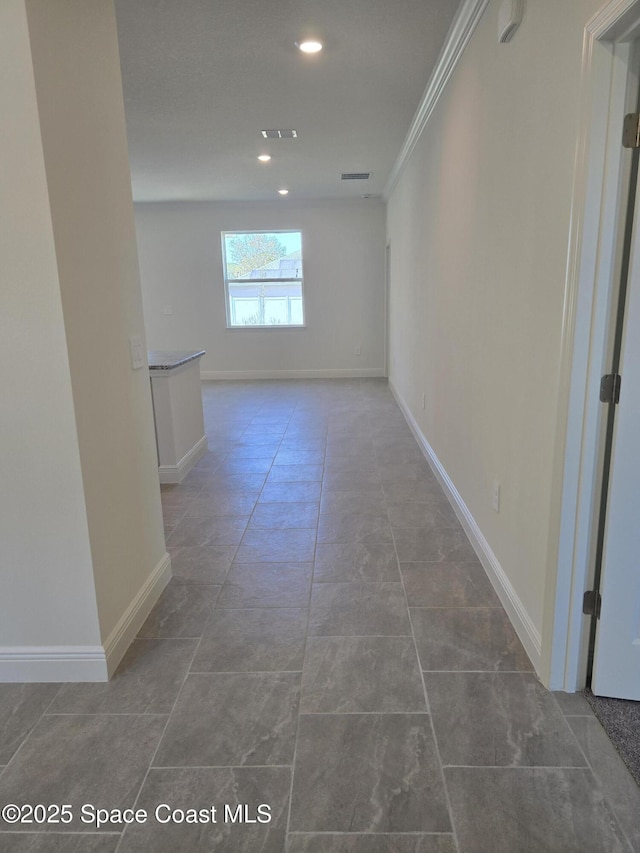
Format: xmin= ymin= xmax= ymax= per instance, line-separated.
xmin=386 ymin=0 xmax=601 ymax=676
xmin=0 ymin=0 xmax=101 ymax=650
xmin=0 ymin=0 xmax=167 ymax=679
xmin=134 ymin=200 xmax=386 ymax=377
xmin=26 ymin=0 xmax=167 ymax=646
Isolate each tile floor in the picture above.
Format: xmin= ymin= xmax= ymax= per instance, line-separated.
xmin=1 ymin=379 xmax=639 ymax=852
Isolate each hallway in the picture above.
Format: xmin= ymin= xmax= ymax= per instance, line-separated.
xmin=0 ymin=379 xmax=638 ymax=851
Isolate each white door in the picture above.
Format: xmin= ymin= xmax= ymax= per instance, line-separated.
xmin=592 ymin=159 xmax=640 ymax=700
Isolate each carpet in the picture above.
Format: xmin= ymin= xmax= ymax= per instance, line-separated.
xmin=585 ymin=689 xmax=640 ymax=787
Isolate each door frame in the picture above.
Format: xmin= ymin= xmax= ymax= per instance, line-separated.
xmin=384 ymin=242 xmax=391 ymax=378
xmin=546 ymin=0 xmax=640 ymax=690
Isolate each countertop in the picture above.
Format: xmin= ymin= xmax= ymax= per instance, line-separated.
xmin=148 ymin=350 xmax=206 ymax=371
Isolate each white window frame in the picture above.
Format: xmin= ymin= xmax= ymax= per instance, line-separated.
xmin=221 ymin=230 xmax=305 ymax=329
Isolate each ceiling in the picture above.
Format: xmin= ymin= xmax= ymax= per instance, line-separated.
xmin=114 ymin=0 xmax=462 ymax=203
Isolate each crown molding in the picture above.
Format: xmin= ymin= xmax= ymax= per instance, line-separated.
xmin=384 ymin=0 xmax=490 ymax=199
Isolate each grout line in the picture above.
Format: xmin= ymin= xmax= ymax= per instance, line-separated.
xmin=285 ymin=397 xmax=320 ymax=840
xmin=113 ymin=629 xmax=204 ymax=853
xmin=378 ymin=436 xmax=460 ymax=853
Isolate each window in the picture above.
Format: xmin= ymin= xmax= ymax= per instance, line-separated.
xmin=222 ymin=230 xmax=304 ymax=327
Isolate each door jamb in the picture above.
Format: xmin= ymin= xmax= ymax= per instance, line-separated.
xmin=545 ymin=0 xmax=640 ymax=691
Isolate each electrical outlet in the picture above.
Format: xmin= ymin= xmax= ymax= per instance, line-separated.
xmin=354 ymin=345 xmax=361 ymax=356
xmin=163 ymin=305 xmax=173 ymax=315
xmin=492 ymin=480 xmax=500 ymax=513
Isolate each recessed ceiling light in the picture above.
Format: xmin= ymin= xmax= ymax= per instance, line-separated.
xmin=297 ymin=39 xmax=322 ymax=53
xmin=278 ymin=189 xmax=289 ymax=195
xmin=257 ymin=154 xmax=271 ymax=162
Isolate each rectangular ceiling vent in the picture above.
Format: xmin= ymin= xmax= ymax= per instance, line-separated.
xmin=341 ymin=172 xmax=371 ymax=180
xmin=261 ymin=129 xmax=298 ymax=139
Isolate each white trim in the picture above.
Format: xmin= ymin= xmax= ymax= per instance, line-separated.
xmin=103 ymin=550 xmax=172 ymax=677
xmin=200 ymin=368 xmax=385 ymax=381
xmin=548 ymin=0 xmax=640 ymax=692
xmin=158 ymin=434 xmax=208 ymax=484
xmin=0 ymin=646 xmax=108 ymax=683
xmin=0 ymin=552 xmax=172 ymax=682
xmin=383 ymin=0 xmax=490 ymax=199
xmin=389 ymin=380 xmax=542 ymax=672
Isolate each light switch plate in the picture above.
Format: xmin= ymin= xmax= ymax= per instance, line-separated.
xmin=129 ymin=335 xmax=145 ymax=370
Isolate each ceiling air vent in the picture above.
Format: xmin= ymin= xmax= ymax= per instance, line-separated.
xmin=261 ymin=129 xmax=298 ymax=139
xmin=341 ymin=172 xmax=371 ymax=180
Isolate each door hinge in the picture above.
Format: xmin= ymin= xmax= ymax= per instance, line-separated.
xmin=623 ymin=112 xmax=640 ymax=148
xmin=600 ymin=373 xmax=622 ymax=404
xmin=583 ymin=589 xmax=602 ymax=619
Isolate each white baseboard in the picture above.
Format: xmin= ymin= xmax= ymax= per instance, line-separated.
xmin=0 ymin=552 xmax=172 ymax=682
xmin=200 ymin=368 xmax=386 ymax=381
xmin=158 ymin=435 xmax=208 ymax=484
xmin=389 ymin=380 xmax=542 ymax=672
xmin=0 ymin=646 xmax=108 ymax=683
xmin=103 ymin=550 xmax=172 ymax=677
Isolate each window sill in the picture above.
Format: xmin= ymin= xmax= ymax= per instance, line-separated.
xmin=225 ymin=324 xmax=307 ymax=331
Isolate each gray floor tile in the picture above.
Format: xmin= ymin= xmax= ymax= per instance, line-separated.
xmin=554 ymin=690 xmax=594 ymax=716
xmin=378 ymin=463 xmax=436 ymax=483
xmin=386 ymin=499 xmax=460 ymax=529
xmin=266 ymin=464 xmax=324 ymax=482
xmin=279 ymin=438 xmax=326 ymax=452
xmin=218 ymin=457 xmax=274 ymax=474
xmin=0 ymin=684 xmax=61 ymax=764
xmin=0 ymin=836 xmax=120 ymax=852
xmin=301 ymin=636 xmax=426 ymax=712
xmin=317 ymin=513 xmax=393 ymax=544
xmin=374 ymin=448 xmax=430 ymax=467
xmin=160 ymin=487 xmax=200 ymax=509
xmin=290 ymin=714 xmax=451 ymax=832
xmin=323 ymin=458 xmax=379 ymax=475
xmin=153 ymin=673 xmax=300 ymax=767
xmin=248 ymin=502 xmax=319 ymax=530
xmin=48 ymin=639 xmax=197 ymax=714
xmin=322 ymin=471 xmax=382 ymax=491
xmin=138 ymin=582 xmax=219 ymax=638
xmin=401 ymin=562 xmax=500 ymax=607
xmin=382 ymin=482 xmax=445 ymax=503
xmin=118 ymin=766 xmax=291 ymax=852
xmin=445 ymin=766 xmax=631 ymax=853
xmin=5 ymin=380 xmax=634 ymax=853
xmin=193 ymin=448 xmax=230 ymax=467
xmin=243 ymin=425 xmax=286 ymax=437
xmin=411 ymin=607 xmax=533 ymax=672
xmin=168 ymin=545 xmax=236 ymax=584
xmin=208 ymin=472 xmax=268 ymax=490
xmin=426 ymin=672 xmax=587 ymax=767
xmin=286 ymin=836 xmax=457 ymax=853
xmin=226 ymin=443 xmax=279 ymax=458
xmin=286 ymin=832 xmax=457 ymax=853
xmin=275 ymin=450 xmax=325 ymax=466
xmin=314 ymin=542 xmax=400 ymax=583
xmin=229 ymin=432 xmax=279 ymax=446
xmin=235 ymin=529 xmax=316 ymax=562
xmin=309 ymin=583 xmax=411 ymax=636
xmin=218 ymin=563 xmax=313 ymax=608
xmin=0 ymin=715 xmax=166 ymax=831
xmin=185 ymin=492 xmax=258 ymax=517
xmin=191 ymin=608 xmax=308 ymax=672
xmin=394 ymin=528 xmax=477 ymax=562
xmin=568 ymin=715 xmax=640 ymax=851
xmin=167 ymin=515 xmax=249 ymax=547
xmin=161 ymin=504 xmax=187 ymax=530
xmin=320 ymin=491 xmax=387 ymax=515
xmin=260 ymin=482 xmax=322 ymax=503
